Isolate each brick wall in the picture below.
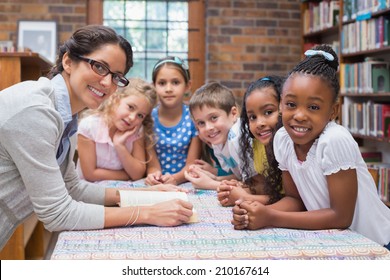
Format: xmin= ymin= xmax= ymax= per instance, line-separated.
xmin=206 ymin=0 xmax=301 ymax=97
xmin=0 ymin=0 xmax=87 ymax=50
xmin=0 ymin=0 xmax=302 ymax=99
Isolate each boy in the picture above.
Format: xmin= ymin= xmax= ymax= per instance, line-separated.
xmin=185 ymin=82 xmax=256 ymax=189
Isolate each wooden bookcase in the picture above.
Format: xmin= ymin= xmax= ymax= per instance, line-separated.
xmin=0 ymin=52 xmax=53 ymax=259
xmin=301 ymin=1 xmax=390 ymax=207
xmin=301 ymin=0 xmax=340 ymax=54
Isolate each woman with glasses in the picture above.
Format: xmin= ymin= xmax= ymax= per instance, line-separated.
xmin=0 ymin=25 xmax=194 ymax=250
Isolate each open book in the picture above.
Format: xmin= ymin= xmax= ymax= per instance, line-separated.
xmin=117 ymin=190 xmax=198 ymax=223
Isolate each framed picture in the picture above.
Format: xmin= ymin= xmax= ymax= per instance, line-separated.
xmin=17 ymin=20 xmax=57 ymax=64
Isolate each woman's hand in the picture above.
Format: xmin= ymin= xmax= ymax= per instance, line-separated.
xmin=144 ymin=199 xmax=194 ymax=226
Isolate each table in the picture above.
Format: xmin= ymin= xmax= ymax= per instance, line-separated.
xmin=51 ymin=181 xmax=390 ymax=260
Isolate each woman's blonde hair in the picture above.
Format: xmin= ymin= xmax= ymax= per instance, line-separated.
xmin=80 ymin=77 xmax=157 ymax=160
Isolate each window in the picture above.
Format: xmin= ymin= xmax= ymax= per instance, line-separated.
xmin=103 ymin=0 xmax=188 ymax=82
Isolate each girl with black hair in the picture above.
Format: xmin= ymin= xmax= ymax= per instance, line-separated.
xmin=232 ymin=44 xmax=390 ymax=250
xmin=217 ymin=76 xmax=284 ymax=206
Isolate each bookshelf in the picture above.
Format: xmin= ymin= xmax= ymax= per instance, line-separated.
xmin=339 ymin=0 xmax=390 ymax=207
xmin=301 ymin=0 xmax=340 ymax=54
xmin=301 ymin=1 xmax=390 ymax=207
xmin=0 ymin=52 xmax=53 ymax=259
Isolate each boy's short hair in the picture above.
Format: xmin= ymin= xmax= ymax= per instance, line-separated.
xmin=189 ymin=82 xmax=236 ymax=115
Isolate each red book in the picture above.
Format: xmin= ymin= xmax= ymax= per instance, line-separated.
xmin=383 ymin=104 xmax=390 ymax=138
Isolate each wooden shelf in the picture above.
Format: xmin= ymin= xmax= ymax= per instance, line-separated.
xmin=303 ymin=25 xmax=339 ymax=39
xmin=342 ymin=7 xmax=390 ymax=24
xmin=351 ymin=133 xmax=390 ymax=143
xmin=0 ymin=52 xmax=52 ymax=90
xmin=341 ymin=46 xmax=390 ymax=59
xmin=341 ymin=92 xmax=390 ymax=97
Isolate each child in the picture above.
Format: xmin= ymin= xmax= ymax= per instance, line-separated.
xmin=232 ymin=44 xmax=390 ymax=250
xmin=184 ymin=82 xmax=250 ymax=190
xmin=146 ymin=56 xmax=202 ymax=185
xmin=77 ymin=78 xmax=157 ymax=182
xmin=217 ymin=76 xmax=284 ymax=205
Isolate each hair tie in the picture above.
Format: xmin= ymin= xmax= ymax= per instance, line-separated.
xmin=153 ymin=56 xmax=189 ymax=72
xmin=304 ymin=50 xmax=334 ymax=61
xmin=153 ymin=56 xmax=190 ymax=80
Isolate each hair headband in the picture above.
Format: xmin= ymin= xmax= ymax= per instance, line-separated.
xmin=304 ymin=50 xmax=334 ymax=61
xmin=153 ymin=56 xmax=190 ymax=80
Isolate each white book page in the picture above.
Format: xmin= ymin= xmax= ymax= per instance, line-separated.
xmin=118 ymin=190 xmax=188 ymax=207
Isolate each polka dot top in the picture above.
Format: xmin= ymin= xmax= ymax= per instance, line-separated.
xmin=152 ymin=104 xmax=198 ymax=174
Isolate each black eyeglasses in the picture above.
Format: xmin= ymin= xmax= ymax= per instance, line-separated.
xmin=76 ymin=55 xmax=129 ymax=87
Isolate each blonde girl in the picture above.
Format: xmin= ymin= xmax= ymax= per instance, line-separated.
xmin=77 ymin=78 xmax=157 ymax=182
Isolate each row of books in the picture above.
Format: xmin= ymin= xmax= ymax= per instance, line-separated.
xmin=0 ymin=41 xmax=28 ymax=53
xmin=342 ymin=100 xmax=390 ymax=138
xmin=367 ymin=162 xmax=390 ymax=203
xmin=341 ymin=15 xmax=390 ymax=54
xmin=340 ymin=59 xmax=390 ymax=94
xmin=343 ymin=0 xmax=390 ymax=22
xmin=302 ymin=0 xmax=340 ymax=34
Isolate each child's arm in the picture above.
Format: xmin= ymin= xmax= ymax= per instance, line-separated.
xmin=114 ymin=135 xmax=147 ymax=181
xmin=184 ymin=166 xmax=221 ymax=190
xmin=193 ymin=159 xmax=218 ymax=176
xmin=169 ymin=136 xmax=202 ymax=185
xmin=233 ymin=169 xmax=358 ymax=230
xmin=145 ymin=148 xmax=164 ymax=185
xmin=217 ymin=181 xmax=269 ymax=207
xmin=78 ymin=134 xmax=130 ymax=181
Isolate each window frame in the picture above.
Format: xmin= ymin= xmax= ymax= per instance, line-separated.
xmin=87 ymin=0 xmax=204 ymax=92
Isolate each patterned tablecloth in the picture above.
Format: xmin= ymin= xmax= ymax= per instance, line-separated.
xmin=51 ymin=181 xmax=390 ymax=260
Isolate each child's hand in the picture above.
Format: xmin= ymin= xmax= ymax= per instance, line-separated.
xmin=184 ymin=166 xmax=220 ymax=190
xmin=188 ymin=165 xmax=217 ymax=179
xmin=145 ymin=171 xmax=164 ymax=185
xmin=232 ymin=200 xmax=269 ymax=230
xmin=217 ymin=183 xmax=233 ymax=206
xmin=149 ymin=184 xmax=188 ymax=193
xmin=220 ymin=179 xmax=244 ymax=188
xmin=193 ymin=159 xmax=217 ymax=175
xmin=113 ymin=126 xmax=139 ymax=146
xmin=159 ymin=174 xmax=177 ymax=185
xmin=218 ymin=183 xmax=249 ymax=207
xmin=231 ymin=200 xmax=249 ymax=230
